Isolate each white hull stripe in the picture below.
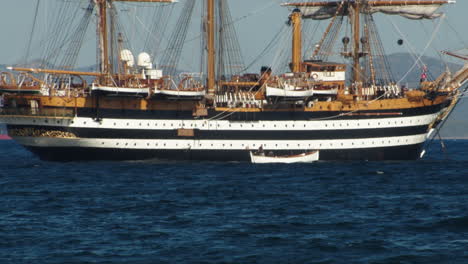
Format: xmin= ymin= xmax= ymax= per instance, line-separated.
xmin=1 ymin=113 xmax=439 ymax=131
xmin=14 ymin=134 xmax=427 ymax=150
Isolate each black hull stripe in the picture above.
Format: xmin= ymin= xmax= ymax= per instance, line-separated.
xmin=25 ymin=143 xmax=424 ymax=161
xmin=10 ymin=125 xmax=429 ymax=140
xmin=76 ymin=103 xmax=447 ymax=121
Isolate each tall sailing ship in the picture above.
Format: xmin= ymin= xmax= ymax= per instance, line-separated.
xmin=0 ymin=0 xmax=467 ymax=161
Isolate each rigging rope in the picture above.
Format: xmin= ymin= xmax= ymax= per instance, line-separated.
xmin=24 ymin=0 xmax=41 ymax=64
xmin=387 ymin=14 xmax=446 ymax=85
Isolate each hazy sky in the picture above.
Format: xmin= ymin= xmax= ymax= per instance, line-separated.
xmin=0 ymin=0 xmax=467 ymax=71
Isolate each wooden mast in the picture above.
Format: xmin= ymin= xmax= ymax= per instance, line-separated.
xmin=207 ymin=0 xmax=216 ymax=96
xmin=96 ymin=0 xmax=175 ymax=80
xmin=291 ymin=9 xmax=302 ymax=73
xmin=352 ymin=1 xmax=362 ymax=96
xmin=97 ymin=0 xmax=109 ymax=79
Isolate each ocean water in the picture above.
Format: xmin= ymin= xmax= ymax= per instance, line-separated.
xmin=0 ymin=140 xmax=467 ymax=264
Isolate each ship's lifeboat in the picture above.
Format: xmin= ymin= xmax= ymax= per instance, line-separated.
xmin=250 ymin=150 xmax=319 ymax=164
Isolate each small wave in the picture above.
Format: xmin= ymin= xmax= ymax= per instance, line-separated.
xmin=431 ymin=215 xmax=468 ymax=231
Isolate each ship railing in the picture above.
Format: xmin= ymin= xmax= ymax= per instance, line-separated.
xmin=41 ymin=73 xmax=90 ymax=98
xmin=215 ymin=92 xmax=263 ymax=108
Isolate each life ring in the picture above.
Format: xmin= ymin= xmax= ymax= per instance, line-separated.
xmin=312 ymin=73 xmax=318 ymax=79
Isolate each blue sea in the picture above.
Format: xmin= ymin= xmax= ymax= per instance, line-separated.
xmin=1 ymin=139 xmax=467 ymax=264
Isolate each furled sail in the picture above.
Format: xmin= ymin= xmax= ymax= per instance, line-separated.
xmin=282 ymin=1 xmax=456 ymax=20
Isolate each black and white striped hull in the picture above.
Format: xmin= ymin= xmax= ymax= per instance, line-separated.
xmin=3 ymin=106 xmax=443 ymax=161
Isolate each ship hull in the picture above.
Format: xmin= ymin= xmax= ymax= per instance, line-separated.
xmin=22 ymin=143 xmax=423 ymax=162
xmin=2 ymin=103 xmax=445 ymax=161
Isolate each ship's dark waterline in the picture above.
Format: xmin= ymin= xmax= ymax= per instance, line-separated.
xmin=1 ymin=140 xmax=468 ymax=263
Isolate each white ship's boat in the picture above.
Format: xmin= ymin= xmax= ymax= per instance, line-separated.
xmin=156 ymin=88 xmax=206 ymax=99
xmin=250 ymin=150 xmax=319 ymax=164
xmin=92 ymin=84 xmax=150 ymax=95
xmin=265 ymin=83 xmax=314 ymax=99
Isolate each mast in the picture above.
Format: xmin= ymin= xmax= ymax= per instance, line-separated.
xmin=95 ymin=0 xmax=175 ymax=79
xmin=97 ymin=0 xmax=109 ymax=77
xmin=207 ymin=0 xmax=216 ymax=96
xmin=290 ymin=9 xmax=302 ymax=73
xmin=352 ymin=1 xmax=362 ymax=90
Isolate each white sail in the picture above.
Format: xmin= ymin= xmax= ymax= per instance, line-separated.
xmin=367 ymin=4 xmax=448 ymax=19
xmin=283 ymin=1 xmax=455 ymax=20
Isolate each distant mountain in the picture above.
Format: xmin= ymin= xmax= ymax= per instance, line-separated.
xmin=387 ymin=52 xmax=461 ymax=87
